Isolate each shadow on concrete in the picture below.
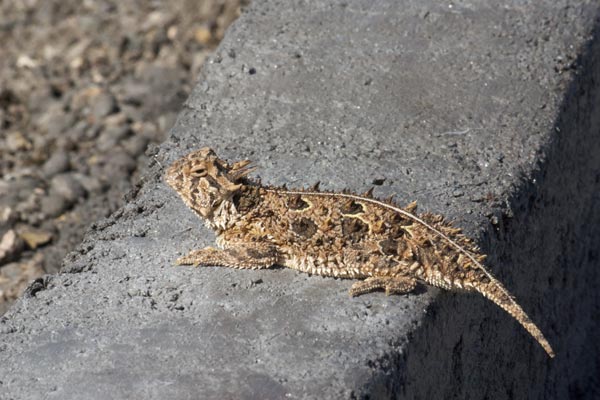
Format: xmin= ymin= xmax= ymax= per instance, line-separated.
xmin=362 ymin=20 xmax=600 ymax=400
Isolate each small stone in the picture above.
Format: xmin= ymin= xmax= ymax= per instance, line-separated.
xmin=16 ymin=54 xmax=38 ymax=68
xmin=157 ymin=112 xmax=177 ymax=133
xmin=136 ymin=66 xmax=186 ymax=116
xmin=71 ymin=173 xmax=105 ymax=194
xmin=14 ymin=191 xmax=41 ymax=216
xmin=37 ymin=104 xmax=73 ymax=137
xmin=65 ymin=38 xmax=91 ymax=65
xmin=104 ymin=112 xmax=128 ymax=127
xmin=40 ymin=194 xmax=68 ymax=217
xmin=167 ymin=25 xmax=178 ymax=40
xmin=122 ymin=135 xmax=149 ymax=157
xmin=91 ymin=92 xmax=118 ymax=119
xmin=71 ymin=86 xmax=101 ymax=111
xmin=29 ymin=133 xmax=51 ymax=153
xmin=69 ymin=57 xmax=84 ymax=70
xmin=53 ymin=135 xmax=77 ymax=151
xmin=83 ymin=124 xmax=102 ymax=140
xmin=15 ymin=176 xmax=44 ymax=201
xmin=51 ymin=173 xmax=86 ymax=203
xmin=67 ymin=120 xmax=91 ymax=141
xmin=119 ymin=104 xmax=144 ymax=122
xmin=194 ymin=25 xmax=213 ymax=45
xmin=0 ymin=207 xmax=17 ymax=229
xmin=452 ymin=189 xmax=464 ymax=197
xmin=0 ymin=262 xmax=24 ymax=285
xmin=5 ymin=132 xmax=32 ymax=152
xmin=0 ymin=254 xmax=44 ymax=312
xmin=27 ymin=86 xmax=55 ymax=113
xmin=190 ymin=52 xmax=209 ymax=77
xmin=120 ymin=80 xmax=147 ymax=106
xmin=42 ymin=152 xmax=70 ymax=177
xmin=97 ymin=125 xmax=132 ymax=152
xmin=0 ymin=230 xmax=24 ymax=264
xmin=17 ymin=227 xmax=53 ymax=249
xmin=106 ymin=151 xmax=137 ymax=174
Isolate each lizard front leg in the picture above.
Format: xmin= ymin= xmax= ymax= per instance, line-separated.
xmin=176 ymin=244 xmax=280 ymax=270
xmin=349 ymin=276 xmax=417 ymax=297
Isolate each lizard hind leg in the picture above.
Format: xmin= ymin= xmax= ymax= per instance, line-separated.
xmin=349 ymin=276 xmax=417 ymax=297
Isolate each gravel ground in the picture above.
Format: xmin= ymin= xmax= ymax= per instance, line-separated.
xmin=0 ymin=0 xmax=245 ymax=314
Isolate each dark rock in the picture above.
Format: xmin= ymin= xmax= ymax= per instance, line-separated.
xmin=103 ymin=112 xmax=129 ymax=127
xmin=50 ymin=173 xmax=86 ymax=203
xmin=105 ymin=151 xmax=137 ymax=174
xmin=42 ymin=152 xmax=70 ymax=177
xmin=136 ymin=65 xmax=187 ymax=117
xmin=122 ymin=135 xmax=149 ymax=157
xmin=97 ymin=125 xmax=132 ymax=152
xmin=0 ymin=177 xmax=43 ymax=215
xmin=83 ymin=123 xmax=103 ymax=140
xmin=120 ymin=80 xmax=148 ymax=106
xmin=40 ymin=193 xmax=69 ymax=218
xmin=91 ymin=92 xmax=118 ymax=119
xmin=27 ymin=87 xmax=56 ymax=113
xmin=119 ymin=104 xmax=144 ymax=122
xmin=38 ymin=105 xmax=73 ymax=137
xmin=67 ymin=121 xmax=92 ymax=142
xmin=14 ymin=192 xmax=42 ymax=217
xmin=71 ymin=173 xmax=105 ymax=194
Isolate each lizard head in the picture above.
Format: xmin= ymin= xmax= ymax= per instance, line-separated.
xmin=165 ymin=147 xmax=255 ymax=219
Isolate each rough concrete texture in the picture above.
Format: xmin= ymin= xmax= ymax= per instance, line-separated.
xmin=1 ymin=1 xmax=600 ymax=398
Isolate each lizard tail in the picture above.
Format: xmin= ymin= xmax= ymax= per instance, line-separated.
xmin=476 ymin=278 xmax=555 ymax=358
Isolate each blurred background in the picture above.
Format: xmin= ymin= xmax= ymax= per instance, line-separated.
xmin=0 ymin=0 xmax=246 ymax=313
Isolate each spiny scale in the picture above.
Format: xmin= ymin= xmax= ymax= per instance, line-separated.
xmin=165 ymin=147 xmax=555 ymax=358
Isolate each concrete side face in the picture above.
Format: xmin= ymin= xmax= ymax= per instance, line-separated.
xmin=387 ymin=30 xmax=600 ymax=399
xmin=1 ymin=1 xmax=599 ymax=399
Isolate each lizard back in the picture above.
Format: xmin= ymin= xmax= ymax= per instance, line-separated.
xmin=165 ymin=147 xmax=555 ymax=358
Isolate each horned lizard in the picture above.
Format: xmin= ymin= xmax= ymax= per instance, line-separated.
xmin=165 ymin=147 xmax=555 ymax=358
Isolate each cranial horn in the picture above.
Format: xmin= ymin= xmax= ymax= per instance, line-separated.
xmin=229 ymin=159 xmax=257 ymax=181
xmin=405 ymin=201 xmax=417 ymax=213
xmin=220 ymin=181 xmax=243 ymax=195
xmin=232 ymin=166 xmax=257 ymax=179
xmin=231 ymin=159 xmax=252 ymax=171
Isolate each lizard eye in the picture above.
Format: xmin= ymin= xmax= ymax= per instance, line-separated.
xmin=190 ymin=166 xmax=208 ymax=177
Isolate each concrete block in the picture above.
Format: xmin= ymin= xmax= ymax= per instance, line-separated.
xmin=1 ymin=1 xmax=599 ymax=398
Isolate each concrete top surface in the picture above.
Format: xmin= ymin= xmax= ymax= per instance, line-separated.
xmin=1 ymin=1 xmax=599 ymax=399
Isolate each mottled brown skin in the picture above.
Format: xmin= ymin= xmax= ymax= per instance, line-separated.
xmin=165 ymin=147 xmax=555 ymax=358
